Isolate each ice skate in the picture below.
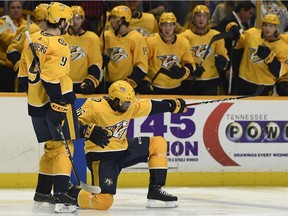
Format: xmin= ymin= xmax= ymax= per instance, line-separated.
xmin=146 ymin=185 xmax=178 ymax=208
xmin=53 ymin=192 xmax=77 ymax=213
xmin=32 ymin=192 xmax=55 ymax=213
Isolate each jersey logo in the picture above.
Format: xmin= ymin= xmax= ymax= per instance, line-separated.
xmin=58 ymin=38 xmax=67 ymax=46
xmin=104 ymin=178 xmax=114 ymax=186
xmin=133 ymin=27 xmax=150 ymax=37
xmin=191 ymin=44 xmax=211 ymax=58
xmin=249 ymin=47 xmax=262 ymax=63
xmin=107 ymin=47 xmax=128 ymax=62
xmin=157 ymin=54 xmax=179 ymax=69
xmin=70 ymin=45 xmax=86 ymax=61
xmin=106 ymin=120 xmax=129 ymax=140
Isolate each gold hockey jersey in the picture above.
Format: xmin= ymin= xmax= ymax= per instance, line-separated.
xmin=146 ymin=33 xmax=195 ymax=88
xmin=100 ymin=29 xmax=148 ymax=83
xmin=130 ymin=12 xmax=159 ymax=37
xmin=19 ymin=31 xmax=73 ymax=116
xmin=78 ymin=96 xmax=151 ymax=153
xmin=179 ymin=29 xmax=228 ymax=80
xmin=0 ymin=17 xmax=26 ymax=67
xmin=236 ymin=27 xmax=288 ymax=85
xmin=63 ymin=30 xmax=102 ymax=84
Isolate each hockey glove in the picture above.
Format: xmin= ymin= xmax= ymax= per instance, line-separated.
xmin=226 ymin=22 xmax=241 ymax=41
xmin=102 ymin=53 xmax=110 ymax=68
xmin=46 ymin=102 xmax=68 ymax=125
xmin=215 ymin=55 xmax=228 ymax=72
xmin=81 ymin=75 xmax=99 ymax=94
xmin=276 ymin=80 xmax=288 ymax=96
xmin=138 ymin=79 xmax=154 ymax=94
xmin=191 ymin=64 xmax=205 ymax=78
xmin=256 ymin=45 xmax=275 ymax=63
xmin=83 ymin=123 xmax=110 ymax=148
xmin=162 ymin=98 xmax=187 ymax=113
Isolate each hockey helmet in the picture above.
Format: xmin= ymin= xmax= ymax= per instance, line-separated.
xmin=263 ymin=14 xmax=280 ymax=26
xmin=46 ymin=2 xmax=73 ymax=25
xmin=108 ymin=80 xmax=135 ymax=112
xmin=110 ymin=5 xmax=132 ymax=22
xmin=192 ymin=5 xmax=210 ymax=17
xmin=159 ymin=12 xmax=177 ymax=24
xmin=34 ymin=3 xmax=49 ymax=21
xmin=71 ymin=5 xmax=85 ymax=18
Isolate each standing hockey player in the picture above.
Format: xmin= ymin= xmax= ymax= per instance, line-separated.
xmin=179 ymin=5 xmax=229 ymax=95
xmin=6 ymin=3 xmax=48 ymax=91
xmin=100 ymin=5 xmax=148 ymax=93
xmin=229 ymin=14 xmax=288 ymax=95
xmin=143 ymin=12 xmax=196 ymax=95
xmin=63 ymin=5 xmax=103 ymax=94
xmin=19 ymin=2 xmax=79 ymax=213
xmin=68 ymin=80 xmax=187 ymax=209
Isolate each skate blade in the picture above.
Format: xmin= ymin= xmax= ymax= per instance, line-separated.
xmin=146 ymin=199 xmax=178 ymax=208
xmin=32 ymin=201 xmax=54 ymax=213
xmin=55 ymin=203 xmax=77 ymax=213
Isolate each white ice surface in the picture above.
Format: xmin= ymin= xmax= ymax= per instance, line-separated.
xmin=0 ymin=187 xmax=288 ymax=216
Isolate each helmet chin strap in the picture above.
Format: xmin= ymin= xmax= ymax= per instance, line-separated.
xmin=114 ymin=19 xmax=125 ymax=36
xmin=59 ymin=23 xmax=68 ymax=35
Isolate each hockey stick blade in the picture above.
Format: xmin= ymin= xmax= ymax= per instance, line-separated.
xmin=57 ymin=125 xmax=102 ymax=194
xmin=79 ymin=181 xmax=101 ymax=194
xmin=186 ymin=85 xmax=264 ymax=107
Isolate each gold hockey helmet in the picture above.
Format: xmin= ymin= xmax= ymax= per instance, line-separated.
xmin=263 ymin=14 xmax=280 ymax=26
xmin=108 ymin=80 xmax=135 ymax=110
xmin=46 ymin=2 xmax=73 ymax=25
xmin=34 ymin=3 xmax=49 ymax=21
xmin=192 ymin=5 xmax=210 ymax=17
xmin=110 ymin=5 xmax=132 ymax=22
xmin=159 ymin=12 xmax=177 ymax=24
xmin=71 ymin=5 xmax=85 ymax=18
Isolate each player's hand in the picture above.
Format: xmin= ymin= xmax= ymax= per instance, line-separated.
xmin=191 ymin=64 xmax=205 ymax=78
xmin=81 ymin=79 xmax=95 ymax=94
xmin=226 ymin=22 xmax=241 ymax=41
xmin=46 ymin=102 xmax=68 ymax=125
xmin=215 ymin=55 xmax=228 ymax=72
xmin=162 ymin=98 xmax=187 ymax=113
xmin=256 ymin=45 xmax=272 ymax=60
xmin=138 ymin=79 xmax=153 ymax=94
xmin=83 ymin=123 xmax=110 ymax=148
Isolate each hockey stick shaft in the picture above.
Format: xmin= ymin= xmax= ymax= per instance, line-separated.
xmin=25 ymin=31 xmax=101 ymax=194
xmin=57 ymin=125 xmax=101 ymax=194
xmin=186 ymin=85 xmax=264 ymax=107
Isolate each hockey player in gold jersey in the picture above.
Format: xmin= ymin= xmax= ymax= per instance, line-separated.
xmin=143 ymin=12 xmax=196 ymax=94
xmin=6 ymin=3 xmax=48 ymax=91
xmin=0 ymin=1 xmax=27 ymax=92
xmin=63 ymin=5 xmax=103 ymax=94
xmin=100 ymin=5 xmax=148 ymax=93
xmin=18 ymin=2 xmax=79 ymax=213
xmin=68 ymin=80 xmax=187 ymax=209
xmin=125 ymin=0 xmax=159 ymax=37
xmin=179 ymin=5 xmax=229 ymax=95
xmin=230 ymin=14 xmax=288 ymax=95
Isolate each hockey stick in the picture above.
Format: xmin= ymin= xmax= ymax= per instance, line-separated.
xmin=57 ymin=125 xmax=101 ymax=194
xmin=0 ymin=23 xmax=9 ymax=34
xmin=200 ymin=31 xmax=234 ymax=67
xmin=186 ymin=85 xmax=264 ymax=107
xmin=25 ymin=31 xmax=101 ymax=194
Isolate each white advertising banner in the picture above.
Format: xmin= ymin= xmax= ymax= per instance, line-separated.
xmin=0 ymin=96 xmax=288 ymax=174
